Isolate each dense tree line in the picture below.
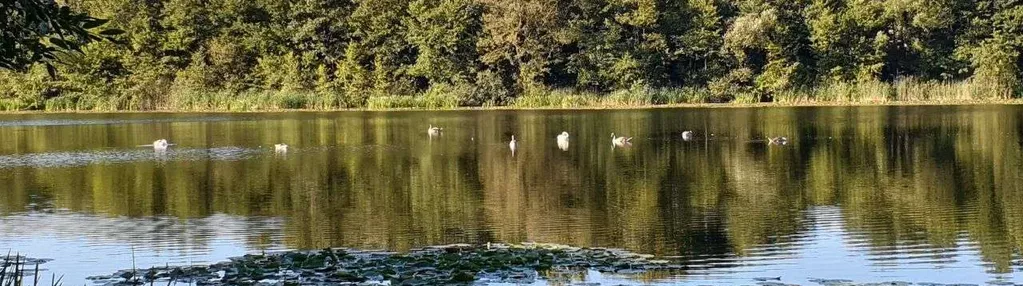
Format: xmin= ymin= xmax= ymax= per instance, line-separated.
xmin=1 ymin=0 xmax=1021 ymax=110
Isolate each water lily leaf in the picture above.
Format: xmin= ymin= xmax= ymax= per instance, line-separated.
xmin=450 ymin=271 xmax=475 ymax=282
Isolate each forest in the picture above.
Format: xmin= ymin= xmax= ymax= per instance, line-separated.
xmin=1 ymin=0 xmax=1022 ymax=110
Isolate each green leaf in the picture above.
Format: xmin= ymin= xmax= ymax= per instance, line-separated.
xmin=46 ymin=64 xmax=57 ymax=79
xmin=49 ymin=38 xmax=70 ymax=49
xmin=51 ymin=38 xmax=83 ymax=53
xmin=107 ymin=38 xmax=127 ymax=46
xmin=82 ymin=18 xmax=109 ymax=29
xmin=99 ymin=29 xmax=124 ymax=36
xmin=59 ymin=6 xmax=72 ymax=18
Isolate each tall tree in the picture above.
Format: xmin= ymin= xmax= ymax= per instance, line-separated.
xmin=477 ymin=0 xmax=568 ymax=92
xmin=405 ymin=0 xmax=482 ymax=86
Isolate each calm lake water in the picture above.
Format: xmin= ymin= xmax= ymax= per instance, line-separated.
xmin=2 ymin=106 xmax=1023 ymax=285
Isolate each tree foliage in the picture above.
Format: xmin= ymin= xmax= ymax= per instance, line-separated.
xmin=1 ymin=0 xmax=122 ymax=75
xmin=1 ymin=0 xmax=1021 ymax=110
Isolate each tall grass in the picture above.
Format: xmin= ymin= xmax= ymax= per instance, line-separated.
xmin=774 ymin=80 xmax=892 ymax=103
xmin=650 ymin=87 xmax=713 ymax=104
xmin=511 ymin=89 xmax=601 ymax=108
xmin=1 ymin=254 xmax=63 ymax=286
xmin=366 ymin=94 xmax=460 ymax=109
xmin=0 ymin=74 xmax=1018 ymax=111
xmin=167 ymin=89 xmax=344 ymax=111
xmin=891 ymin=77 xmax=1011 ymax=101
xmin=511 ymin=86 xmax=715 ymax=108
xmin=365 ymin=84 xmax=465 ymax=109
xmin=774 ymin=77 xmax=1013 ymax=104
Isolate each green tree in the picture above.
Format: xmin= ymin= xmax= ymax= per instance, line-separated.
xmin=958 ymin=0 xmax=1023 ymax=95
xmin=2 ymin=0 xmax=1022 ymax=111
xmin=405 ymin=0 xmax=482 ymax=85
xmin=722 ymin=0 xmax=812 ymax=99
xmin=1 ymin=0 xmax=121 ymax=74
xmin=348 ymin=0 xmax=416 ymax=95
xmin=477 ymin=0 xmax=568 ymax=93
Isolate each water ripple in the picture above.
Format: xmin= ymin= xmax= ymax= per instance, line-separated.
xmin=0 ymin=147 xmax=261 ymax=168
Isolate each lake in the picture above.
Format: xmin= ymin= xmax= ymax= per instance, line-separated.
xmin=1 ymin=106 xmax=1022 ymax=285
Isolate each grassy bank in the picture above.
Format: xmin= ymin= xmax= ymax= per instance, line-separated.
xmin=1 ymin=77 xmax=1019 ymax=112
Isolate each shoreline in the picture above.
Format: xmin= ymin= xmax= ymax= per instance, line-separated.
xmin=1 ymin=99 xmax=1021 ymax=115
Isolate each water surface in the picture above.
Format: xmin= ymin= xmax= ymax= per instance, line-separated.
xmin=1 ymin=107 xmax=1022 ymax=285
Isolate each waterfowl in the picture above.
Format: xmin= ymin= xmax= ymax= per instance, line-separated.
xmin=611 ymin=133 xmax=632 ymax=147
xmin=557 ymin=131 xmax=569 ymax=141
xmin=768 ymin=136 xmax=789 ymax=145
xmin=509 ymin=135 xmax=517 ymax=156
xmin=681 ymin=130 xmax=694 ymax=141
xmin=427 ymin=125 xmax=443 ymax=136
xmin=556 ymin=132 xmax=570 ymax=151
xmin=274 ymin=143 xmax=288 ymax=153
xmin=152 ymin=139 xmax=171 ymax=150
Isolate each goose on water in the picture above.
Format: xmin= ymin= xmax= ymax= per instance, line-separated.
xmin=611 ymin=133 xmax=632 ymax=147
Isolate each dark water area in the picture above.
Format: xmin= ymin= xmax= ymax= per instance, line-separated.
xmin=1 ymin=106 xmax=1022 ymax=285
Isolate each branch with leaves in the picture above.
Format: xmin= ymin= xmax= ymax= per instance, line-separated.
xmin=0 ymin=0 xmax=123 ymax=76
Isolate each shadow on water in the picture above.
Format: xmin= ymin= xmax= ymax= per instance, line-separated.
xmin=1 ymin=106 xmax=1023 ymax=284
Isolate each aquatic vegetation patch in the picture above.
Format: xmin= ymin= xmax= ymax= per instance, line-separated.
xmin=1 ymin=254 xmax=62 ymax=286
xmin=86 ymin=243 xmax=684 ymax=285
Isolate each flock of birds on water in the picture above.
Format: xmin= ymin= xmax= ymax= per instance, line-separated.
xmin=141 ymin=124 xmax=789 ymax=156
xmin=426 ymin=125 xmax=788 ymax=155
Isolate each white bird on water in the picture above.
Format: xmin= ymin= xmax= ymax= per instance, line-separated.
xmin=611 ymin=133 xmax=632 ymax=147
xmin=557 ymin=131 xmax=569 ymax=141
xmin=274 ymin=143 xmax=288 ymax=153
xmin=427 ymin=124 xmax=443 ymax=136
xmin=509 ymin=135 xmax=517 ymax=153
xmin=768 ymin=136 xmax=789 ymax=145
xmin=556 ymin=131 xmax=570 ymax=151
xmin=681 ymin=130 xmax=694 ymax=141
xmin=143 ymin=139 xmax=173 ymax=151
